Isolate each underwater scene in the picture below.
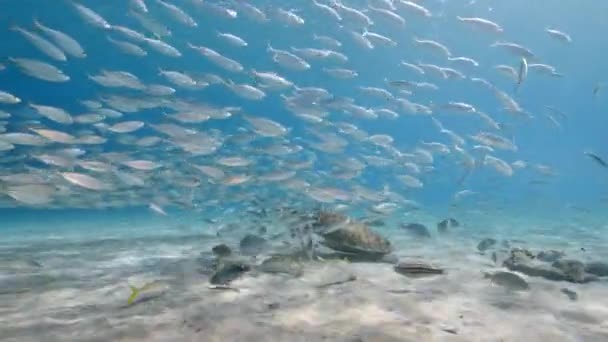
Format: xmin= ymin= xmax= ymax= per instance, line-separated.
xmin=1 ymin=0 xmax=608 ymax=341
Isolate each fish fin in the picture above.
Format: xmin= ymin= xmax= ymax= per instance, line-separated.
xmin=140 ymin=281 xmax=159 ymax=292
xmin=513 ymin=82 xmax=520 ymax=95
xmin=249 ymin=70 xmax=260 ymax=85
xmin=266 ymin=41 xmax=274 ymax=52
xmin=32 ymin=17 xmax=43 ymax=29
xmin=456 ymin=170 xmax=470 ymax=185
xmin=127 ymin=285 xmax=139 ymax=305
xmin=457 ymin=161 xmax=476 ymax=185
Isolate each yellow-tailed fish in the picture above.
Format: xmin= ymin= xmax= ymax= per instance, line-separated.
xmin=127 ymin=281 xmax=162 ymax=305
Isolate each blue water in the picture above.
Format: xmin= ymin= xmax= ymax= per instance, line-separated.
xmin=2 ymin=1 xmax=607 ymax=207
xmin=1 ymin=0 xmax=608 ymax=340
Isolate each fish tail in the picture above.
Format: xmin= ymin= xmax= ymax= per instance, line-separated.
xmin=457 ymin=159 xmax=477 ymax=185
xmin=127 ymin=285 xmax=139 ymax=305
xmin=249 ymin=69 xmax=258 ymax=83
xmin=456 ymin=168 xmax=471 ymax=185
xmin=513 ymin=81 xmax=521 ymax=95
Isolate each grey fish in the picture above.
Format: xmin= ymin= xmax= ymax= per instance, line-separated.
xmin=211 ymin=244 xmax=232 ymax=257
xmin=239 ymin=234 xmax=268 ymax=256
xmin=477 ymin=238 xmax=497 ymax=252
xmin=34 ymin=19 xmax=86 ymax=58
xmin=485 ymin=271 xmax=529 ymax=291
xmin=561 ymin=288 xmax=578 ymax=301
xmin=394 ymin=262 xmax=444 ymax=277
xmin=401 ymin=222 xmax=431 ymax=238
xmin=210 ymin=261 xmax=251 ymax=285
xmin=258 ymin=255 xmax=303 ymax=277
xmin=437 ymin=218 xmax=459 ymax=233
xmin=9 ymin=57 xmax=69 ymax=82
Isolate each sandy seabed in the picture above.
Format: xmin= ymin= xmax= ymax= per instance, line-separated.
xmin=1 ymin=211 xmax=607 ymax=342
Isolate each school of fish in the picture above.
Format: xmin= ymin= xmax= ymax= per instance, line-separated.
xmin=0 ymin=0 xmax=602 ymax=214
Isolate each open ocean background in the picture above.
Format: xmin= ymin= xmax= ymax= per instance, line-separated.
xmin=1 ymin=1 xmax=607 ymax=217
